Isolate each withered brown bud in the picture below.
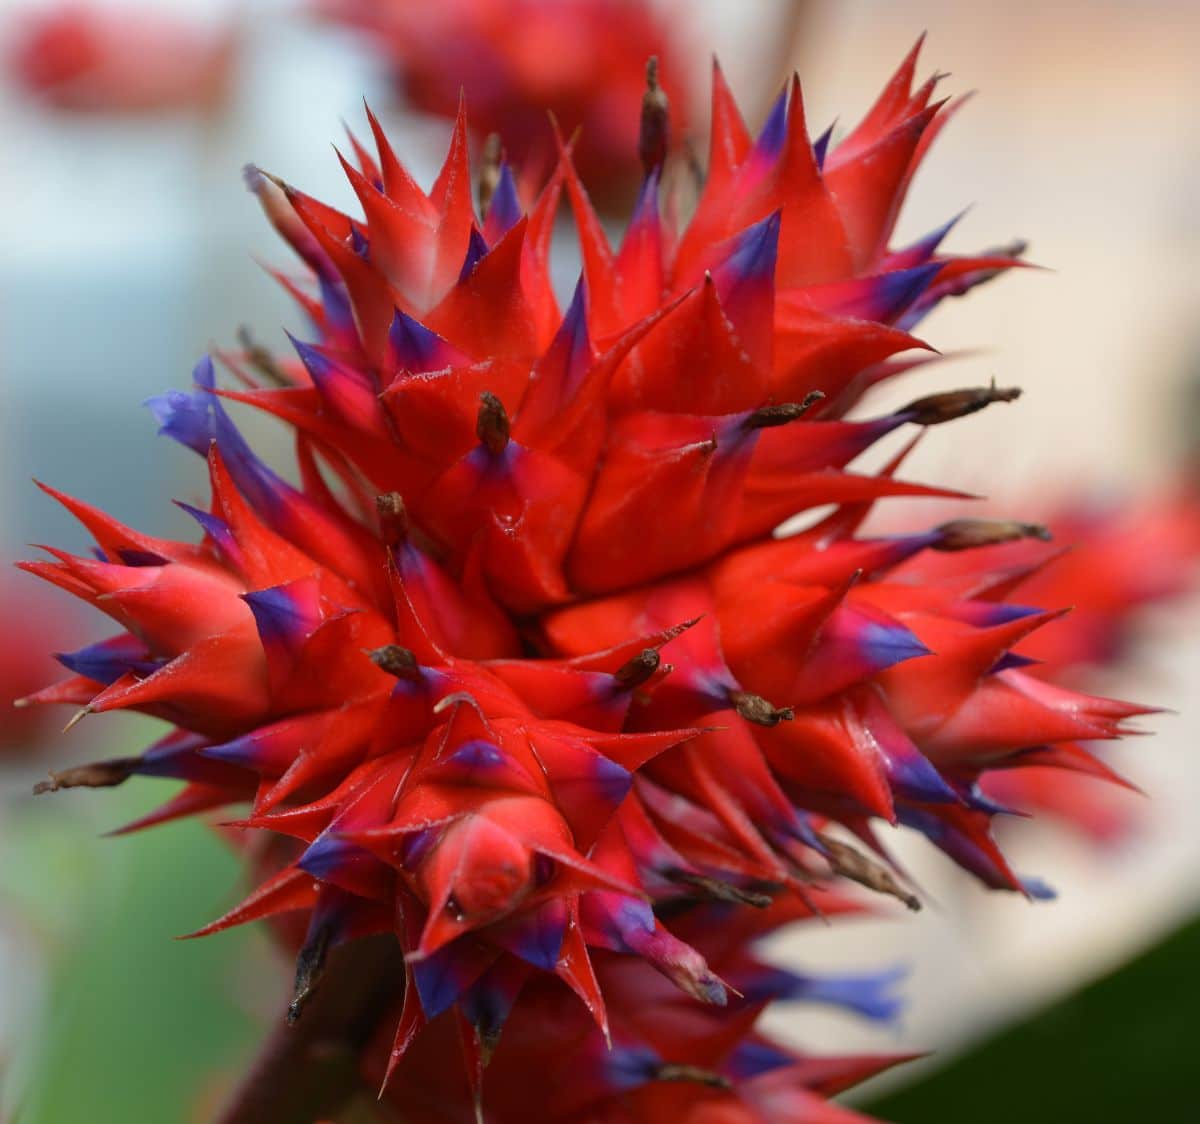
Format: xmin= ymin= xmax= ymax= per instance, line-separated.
xmin=475 ymin=1020 xmax=503 ymax=1068
xmin=613 ymin=647 xmax=661 ymax=689
xmin=33 ymin=756 xmax=137 ymax=795
xmin=682 ymin=136 xmax=706 ymax=194
xmin=375 ymin=492 xmax=409 ymax=546
xmin=655 ymin=1064 xmax=732 ymax=1090
xmin=986 ymin=237 xmax=1029 ymax=260
xmin=255 ymin=168 xmax=290 ymax=195
xmin=932 ymin=519 xmax=1052 ymax=552
xmin=903 ymin=380 xmax=1021 ymax=426
xmin=666 ymin=869 xmax=774 ymax=909
xmin=368 ymin=645 xmax=421 ymax=680
xmin=743 ymin=390 xmax=826 ymax=430
xmin=638 ymin=56 xmax=670 ymax=175
xmin=236 ymin=325 xmax=290 ymax=387
xmin=288 ymin=921 xmax=333 ymax=1025
xmin=476 ymin=391 xmax=511 ymax=454
xmin=478 ymin=133 xmax=503 ymax=217
xmin=817 ymin=831 xmax=921 ymax=911
xmin=934 ymin=241 xmax=1028 ymax=299
xmin=730 ymin=691 xmax=794 ymax=727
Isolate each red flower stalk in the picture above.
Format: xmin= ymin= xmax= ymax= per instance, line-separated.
xmin=22 ymin=41 xmax=1154 ymax=1121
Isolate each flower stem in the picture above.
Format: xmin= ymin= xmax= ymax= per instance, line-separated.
xmin=215 ymin=935 xmax=405 ymax=1124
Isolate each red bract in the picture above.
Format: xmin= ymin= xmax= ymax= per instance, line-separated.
xmin=986 ymin=488 xmax=1200 ymax=672
xmin=315 ymin=0 xmax=685 ymax=200
xmin=907 ymin=486 xmax=1200 ymax=843
xmin=7 ymin=3 xmax=236 ymax=114
xmin=22 ymin=42 xmax=1153 ymax=1120
xmin=372 ymin=943 xmax=912 ymax=1124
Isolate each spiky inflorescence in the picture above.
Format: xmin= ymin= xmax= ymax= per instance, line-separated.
xmin=24 ymin=42 xmax=1155 ymax=1122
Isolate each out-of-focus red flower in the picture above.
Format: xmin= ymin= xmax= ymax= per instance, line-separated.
xmin=996 ymin=488 xmax=1200 ymax=842
xmin=982 ymin=765 xmax=1139 ymax=847
xmin=316 ymin=0 xmax=687 ymax=200
xmin=8 ymin=3 xmax=236 ymax=114
xmin=1012 ymin=489 xmax=1200 ymax=671
xmin=905 ymin=485 xmax=1200 ymax=843
xmin=2 ymin=578 xmax=71 ymax=753
xmin=904 ymin=486 xmax=1200 ymax=676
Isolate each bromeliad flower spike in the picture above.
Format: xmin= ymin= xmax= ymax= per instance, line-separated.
xmin=23 ymin=40 xmax=1155 ymax=1123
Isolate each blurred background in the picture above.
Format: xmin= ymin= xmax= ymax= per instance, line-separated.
xmin=2 ymin=0 xmax=1199 ymax=1120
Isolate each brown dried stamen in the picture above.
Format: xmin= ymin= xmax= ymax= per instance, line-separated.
xmin=478 ymin=133 xmax=503 ymax=217
xmin=375 ymin=492 xmax=409 ymax=546
xmin=729 ymin=691 xmax=794 ymax=727
xmin=288 ymin=920 xmax=334 ymax=1025
xmin=654 ymin=1064 xmax=732 ymax=1089
xmin=33 ymin=757 xmax=137 ymax=795
xmin=666 ymin=869 xmax=775 ymax=909
xmin=476 ymin=392 xmax=510 ymax=455
xmin=613 ymin=647 xmax=661 ymax=689
xmin=985 ymin=237 xmax=1029 ymax=259
xmin=933 ymin=519 xmax=1052 ymax=552
xmin=903 ymin=379 xmax=1021 ymax=426
xmin=743 ymin=390 xmax=826 ymax=430
xmin=638 ymin=56 xmax=671 ymax=175
xmin=237 ymin=326 xmax=291 ymax=388
xmin=816 ymin=830 xmax=921 ymax=911
xmin=368 ymin=645 xmax=421 ymax=681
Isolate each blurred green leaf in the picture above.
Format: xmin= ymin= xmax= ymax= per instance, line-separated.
xmin=865 ymin=914 xmax=1200 ymax=1123
xmin=9 ymin=775 xmax=270 ymax=1124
